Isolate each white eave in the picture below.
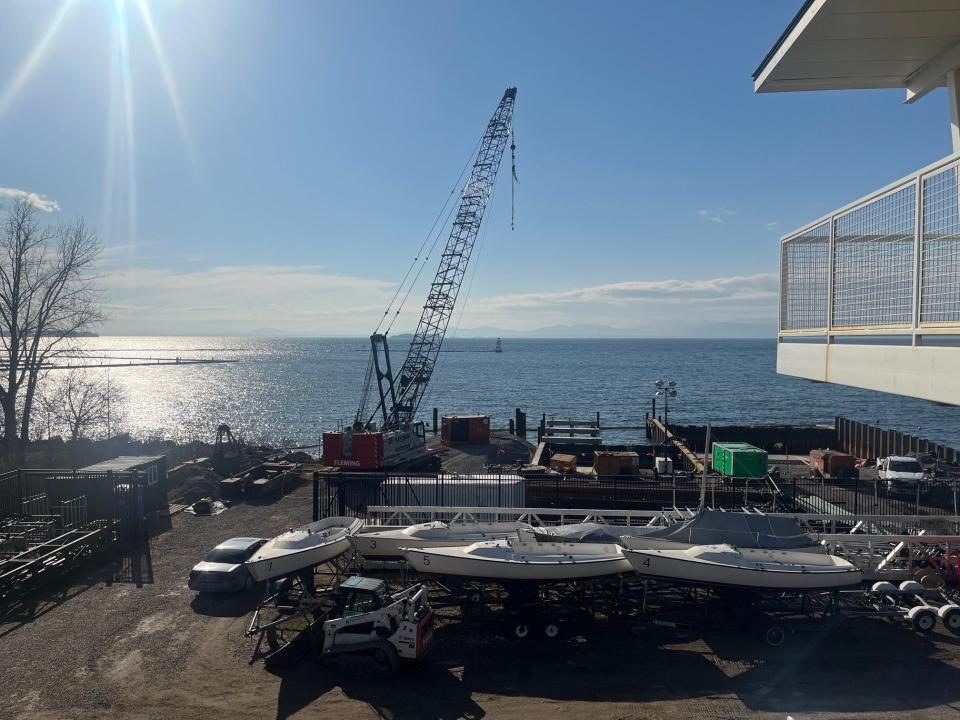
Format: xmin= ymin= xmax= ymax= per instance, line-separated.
xmin=754 ymin=0 xmax=960 ymax=103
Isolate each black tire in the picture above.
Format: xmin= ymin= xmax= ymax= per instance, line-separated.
xmin=543 ymin=622 xmax=560 ymax=639
xmin=514 ymin=623 xmax=529 ymax=639
xmin=373 ymin=643 xmax=399 ymax=673
xmin=764 ymin=625 xmax=786 ymax=648
xmin=943 ymin=608 xmax=960 ymax=635
xmin=912 ymin=610 xmax=936 ymax=633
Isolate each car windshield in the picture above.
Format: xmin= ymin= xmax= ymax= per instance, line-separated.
xmin=889 ymin=460 xmax=922 ymax=473
xmin=204 ymin=548 xmax=247 ymax=564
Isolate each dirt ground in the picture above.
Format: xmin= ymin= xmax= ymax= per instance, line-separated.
xmin=5 ymin=484 xmax=960 ymax=720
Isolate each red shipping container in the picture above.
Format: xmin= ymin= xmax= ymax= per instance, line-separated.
xmin=322 ymin=431 xmax=384 ymax=470
xmin=441 ymin=415 xmax=490 ymax=445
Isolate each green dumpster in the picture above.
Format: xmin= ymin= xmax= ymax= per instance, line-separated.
xmin=712 ymin=442 xmax=767 ymax=478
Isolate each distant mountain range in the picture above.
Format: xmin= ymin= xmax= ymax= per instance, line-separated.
xmin=236 ymin=321 xmax=775 ymax=339
xmin=109 ymin=321 xmax=776 ymax=339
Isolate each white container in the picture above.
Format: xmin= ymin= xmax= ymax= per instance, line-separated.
xmin=655 ymin=456 xmax=674 ymax=474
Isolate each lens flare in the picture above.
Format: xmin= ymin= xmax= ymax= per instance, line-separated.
xmin=136 ymin=0 xmax=196 ymax=167
xmin=101 ymin=0 xmax=138 ymax=255
xmin=0 ymin=0 xmax=77 ymax=118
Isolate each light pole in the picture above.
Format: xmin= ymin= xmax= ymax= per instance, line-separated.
xmin=654 ymin=379 xmax=678 ymax=429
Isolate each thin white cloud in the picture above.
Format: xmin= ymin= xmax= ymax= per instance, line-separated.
xmin=0 ymin=186 xmax=60 ymax=212
xmin=696 ymin=207 xmax=736 ymax=224
xmin=95 ymin=262 xmax=777 ymax=338
xmin=456 ymin=273 xmax=778 ymax=335
xmin=766 ymin=221 xmax=780 ymax=230
xmin=100 ymin=264 xmax=396 ymax=335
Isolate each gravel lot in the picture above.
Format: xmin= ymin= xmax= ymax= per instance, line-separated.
xmin=5 ymin=483 xmax=960 ymax=720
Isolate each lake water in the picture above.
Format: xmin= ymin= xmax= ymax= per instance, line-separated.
xmin=69 ymin=337 xmax=960 ymax=450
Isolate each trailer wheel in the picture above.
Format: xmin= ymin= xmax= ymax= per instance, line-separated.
xmin=764 ymin=625 xmax=786 ymax=648
xmin=910 ymin=608 xmax=937 ymax=633
xmin=468 ymin=590 xmax=484 ymax=604
xmin=513 ymin=623 xmax=529 ymax=639
xmin=543 ymin=622 xmax=560 ymax=639
xmin=941 ymin=607 xmax=960 ymax=635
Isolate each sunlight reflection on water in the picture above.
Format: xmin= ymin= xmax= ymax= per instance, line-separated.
xmin=69 ymin=337 xmax=960 ymax=449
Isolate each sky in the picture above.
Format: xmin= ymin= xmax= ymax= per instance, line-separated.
xmin=0 ymin=0 xmax=955 ymax=337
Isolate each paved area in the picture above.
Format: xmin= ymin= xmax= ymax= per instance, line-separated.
xmin=4 ymin=484 xmax=960 ymax=719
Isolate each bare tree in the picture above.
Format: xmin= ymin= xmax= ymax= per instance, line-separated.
xmin=0 ymin=201 xmax=102 ymax=455
xmin=38 ymin=369 xmax=123 ymax=441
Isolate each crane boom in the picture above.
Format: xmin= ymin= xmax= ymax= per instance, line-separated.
xmin=365 ymin=87 xmax=517 ymax=431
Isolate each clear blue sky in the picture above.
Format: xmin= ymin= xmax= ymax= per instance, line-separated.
xmin=0 ymin=1 xmax=953 ymax=336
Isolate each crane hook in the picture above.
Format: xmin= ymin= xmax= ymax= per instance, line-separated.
xmin=511 ymin=129 xmax=517 ymax=231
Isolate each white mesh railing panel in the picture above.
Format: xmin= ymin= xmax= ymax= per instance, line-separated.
xmin=832 ymin=183 xmax=916 ymax=328
xmin=780 ymin=222 xmax=829 ymax=330
xmin=921 ymin=165 xmax=960 ymax=324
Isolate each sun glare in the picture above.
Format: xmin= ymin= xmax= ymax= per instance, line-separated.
xmin=2 ymin=0 xmax=196 ymax=252
xmin=0 ymin=0 xmax=77 ymax=118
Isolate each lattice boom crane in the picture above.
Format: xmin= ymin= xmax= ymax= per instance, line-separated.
xmin=323 ymin=87 xmax=516 ymax=471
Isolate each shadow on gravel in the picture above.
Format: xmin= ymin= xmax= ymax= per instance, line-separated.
xmin=258 ymin=611 xmax=960 ymax=719
xmin=272 ymin=658 xmax=486 ymax=720
xmin=104 ymin=539 xmax=155 ymax=587
xmin=0 ymin=538 xmax=155 ymax=637
xmin=0 ymin=579 xmax=100 ymax=639
xmin=190 ymin=587 xmax=264 ymax=617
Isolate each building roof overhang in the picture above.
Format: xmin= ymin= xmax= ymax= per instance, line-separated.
xmin=754 ymin=0 xmax=960 ymax=103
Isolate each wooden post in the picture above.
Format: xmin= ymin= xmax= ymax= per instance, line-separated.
xmin=432 ymin=407 xmax=438 ymax=434
xmin=312 ymin=471 xmax=320 ymax=521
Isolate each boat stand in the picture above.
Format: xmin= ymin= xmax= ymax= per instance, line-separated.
xmin=245 ymin=548 xmax=356 ymax=664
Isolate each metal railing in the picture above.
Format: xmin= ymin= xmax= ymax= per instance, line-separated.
xmin=780 ymin=152 xmax=960 ymax=338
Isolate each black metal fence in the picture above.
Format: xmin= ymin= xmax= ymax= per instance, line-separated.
xmin=0 ymin=469 xmax=146 ymax=540
xmin=320 ymin=471 xmax=960 ymax=520
xmin=323 ymin=472 xmax=782 ymax=518
xmin=785 ymin=474 xmax=959 ymax=517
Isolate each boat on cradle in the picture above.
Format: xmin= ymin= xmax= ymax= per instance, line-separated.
xmin=623 ymin=544 xmax=862 ymax=591
xmin=351 ymin=521 xmax=533 ymax=560
xmin=400 ymin=532 xmax=632 ymax=581
xmin=619 ymin=509 xmax=823 ymax=553
xmin=534 ymin=521 xmax=669 ymax=544
xmin=246 ymin=516 xmax=363 ymax=581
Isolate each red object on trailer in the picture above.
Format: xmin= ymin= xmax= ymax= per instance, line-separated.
xmin=322 ymin=431 xmax=384 ymax=470
xmin=441 ymin=415 xmax=490 ymax=445
xmin=809 ymin=448 xmax=856 ymax=478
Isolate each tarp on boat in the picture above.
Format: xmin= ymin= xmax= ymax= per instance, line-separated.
xmin=646 ymin=510 xmax=815 ymax=549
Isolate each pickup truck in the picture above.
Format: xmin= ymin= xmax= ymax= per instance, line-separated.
xmin=877 ymin=456 xmax=927 ymax=491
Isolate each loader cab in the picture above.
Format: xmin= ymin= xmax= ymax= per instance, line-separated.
xmin=336 ymin=576 xmax=390 ymax=618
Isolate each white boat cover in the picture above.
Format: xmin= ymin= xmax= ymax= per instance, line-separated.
xmin=642 ymin=510 xmax=815 ymax=549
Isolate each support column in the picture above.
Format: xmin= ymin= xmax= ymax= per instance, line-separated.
xmin=949 ymin=69 xmax=960 ymax=153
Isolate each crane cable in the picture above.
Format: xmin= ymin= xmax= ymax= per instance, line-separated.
xmin=384 ymin=181 xmax=461 ymax=336
xmin=374 ymin=133 xmax=483 ymax=335
xmin=420 ymin=157 xmax=503 ymax=415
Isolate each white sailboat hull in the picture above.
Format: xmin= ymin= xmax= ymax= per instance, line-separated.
xmin=623 ymin=544 xmax=861 ymax=591
xmin=246 ymin=517 xmax=362 ymax=581
xmin=401 ymin=538 xmax=632 ymax=582
xmin=351 ymin=522 xmax=528 ymax=560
